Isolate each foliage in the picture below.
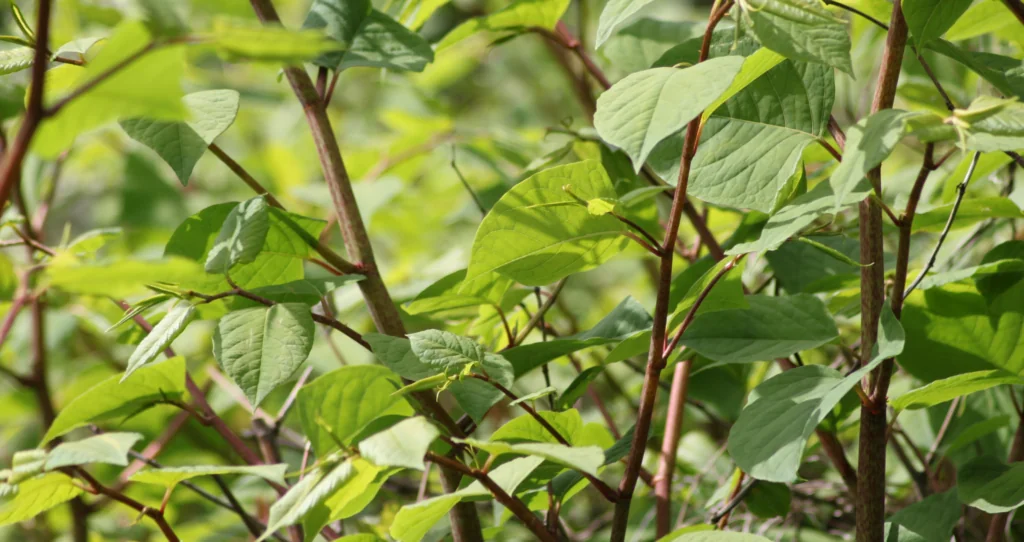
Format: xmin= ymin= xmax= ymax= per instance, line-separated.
xmin=0 ymin=0 xmax=1022 ymax=541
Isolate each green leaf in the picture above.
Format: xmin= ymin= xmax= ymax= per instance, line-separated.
xmin=958 ymin=455 xmax=1024 ymax=513
xmin=959 ymin=98 xmax=1024 ymax=153
xmin=902 ymin=0 xmax=973 ymax=47
xmin=404 ymin=269 xmax=514 ymax=316
xmin=123 ymin=304 xmax=194 ymax=380
xmin=727 ymin=179 xmax=871 ymax=255
xmin=659 ymin=531 xmax=772 ymax=541
xmin=464 ymin=160 xmax=628 ymax=287
xmin=43 ymin=357 xmax=187 ymax=444
xmin=491 ymin=409 xmax=586 ymax=444
xmin=702 ymin=47 xmax=787 ymax=120
xmin=303 ymin=1 xmax=434 ymax=72
xmin=301 ymin=459 xmax=389 ymax=540
xmin=260 ymin=457 xmax=356 ymax=541
xmin=593 ymin=57 xmax=744 ymax=171
xmin=740 ymin=0 xmax=853 ymax=74
xmin=601 ymin=18 xmax=703 ymax=75
xmin=557 ymin=367 xmax=603 ymax=410
xmin=358 ymin=417 xmax=439 ymax=470
xmin=746 ymin=481 xmax=791 ymax=519
xmin=504 ymin=296 xmax=652 ymax=377
xmin=595 ymin=0 xmax=658 ymax=48
xmin=408 ymin=329 xmax=486 ymax=372
xmin=829 ymin=110 xmax=919 ymax=213
xmin=249 ymin=276 xmax=365 ymax=305
xmin=399 ymin=0 xmax=452 ymax=29
xmin=390 ymin=456 xmax=544 ymax=542
xmin=449 ymin=352 xmax=515 ymax=422
xmin=44 ymin=256 xmax=205 ymax=298
xmin=130 ymin=463 xmax=288 ymax=490
xmin=438 ymin=0 xmax=570 ymax=50
xmin=884 ymin=490 xmax=961 ymax=542
xmin=206 ymin=196 xmax=271 ymax=273
xmin=728 ymin=304 xmax=903 ymax=482
xmin=365 ymin=334 xmax=437 ymax=381
xmin=456 ymin=437 xmax=604 ymax=476
xmin=651 ymin=34 xmax=835 ymax=212
xmin=34 ymin=21 xmax=187 ymax=158
xmin=679 ymin=294 xmax=839 ymax=364
xmin=912 ymin=197 xmax=1024 ymax=233
xmin=0 ymin=47 xmax=34 ymax=75
xmin=0 ymin=473 xmax=84 ymax=527
xmin=44 ymin=433 xmax=143 ymax=470
xmin=205 ymin=17 xmax=342 ymax=63
xmin=296 ymin=366 xmax=414 ymax=456
xmin=927 ymin=40 xmax=1024 ymax=101
xmin=214 ymin=303 xmax=315 ymax=408
xmin=944 ymin=0 xmax=1018 ymax=41
xmin=120 ymin=89 xmax=240 ymax=184
xmin=890 ymin=370 xmax=1024 ymax=412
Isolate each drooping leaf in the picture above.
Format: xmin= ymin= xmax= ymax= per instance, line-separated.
xmin=593 ymin=57 xmax=744 ymax=171
xmin=123 ymin=304 xmax=194 ymax=380
xmin=728 ymin=305 xmax=903 ymax=482
xmin=259 ymin=457 xmax=356 ymax=541
xmin=34 ymin=21 xmax=187 ymax=158
xmin=213 ymin=303 xmax=315 ymax=408
xmin=679 ymin=294 xmax=839 ymax=364
xmin=463 ymin=160 xmax=628 ymax=287
xmin=121 ymin=89 xmax=240 ymax=184
xmin=884 ymin=490 xmax=961 ymax=542
xmin=0 ymin=47 xmax=34 ymax=75
xmin=890 ymin=370 xmax=1024 ymax=412
xmin=0 ymin=473 xmax=84 ymax=526
xmin=739 ymin=0 xmax=853 ymax=74
xmin=303 ymin=0 xmax=434 ymax=72
xmin=595 ymin=0 xmax=658 ymax=48
xmin=438 ymin=0 xmax=570 ymax=50
xmin=296 ymin=366 xmax=414 ymax=457
xmin=358 ymin=417 xmax=439 ymax=470
xmin=130 ymin=463 xmax=288 ymax=490
xmin=43 ymin=357 xmax=187 ymax=444
xmin=829 ymin=110 xmax=920 ymax=212
xmin=504 ymin=296 xmax=653 ymax=377
xmin=44 ymin=433 xmax=144 ymax=470
xmin=205 ymin=197 xmax=271 ymax=273
xmin=902 ymin=0 xmax=974 ymax=46
xmin=958 ymin=455 xmax=1024 ymax=513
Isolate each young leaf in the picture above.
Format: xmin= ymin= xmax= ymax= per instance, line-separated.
xmin=678 ymin=294 xmax=839 ymax=364
xmin=213 ymin=303 xmax=315 ymax=408
xmin=303 ymin=0 xmax=434 ymax=72
xmin=43 ymin=356 xmax=186 ymax=444
xmin=0 ymin=47 xmax=34 ymax=75
xmin=357 ymin=417 xmax=439 ymax=470
xmin=130 ymin=464 xmax=288 ymax=490
xmin=407 ymin=329 xmax=486 ymax=372
xmin=593 ymin=57 xmax=744 ymax=171
xmin=463 ymin=160 xmax=628 ymax=287
xmin=829 ymin=110 xmax=920 ymax=213
xmin=727 ymin=304 xmax=904 ymax=482
xmin=902 ymin=0 xmax=974 ymax=47
xmin=123 ymin=304 xmax=194 ymax=380
xmin=260 ymin=458 xmax=356 ymax=541
xmin=449 ymin=352 xmax=515 ymax=423
xmin=43 ymin=432 xmax=144 ymax=470
xmin=960 ymin=98 xmax=1024 ymax=152
xmin=739 ymin=0 xmax=853 ymax=74
xmin=455 ymin=437 xmax=604 ymax=476
xmin=595 ymin=0 xmax=658 ymax=48
xmin=205 ymin=18 xmax=342 ymax=63
xmin=0 ymin=473 xmax=84 ymax=527
xmin=957 ymin=455 xmax=1024 ymax=513
xmin=121 ymin=89 xmax=241 ymax=184
xmin=296 ymin=366 xmax=414 ymax=457
xmin=205 ymin=197 xmax=271 ymax=273
xmin=890 ymin=370 xmax=1024 ymax=412
xmin=437 ymin=0 xmax=570 ymax=50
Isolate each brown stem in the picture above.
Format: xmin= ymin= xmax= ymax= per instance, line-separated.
xmin=1000 ymin=0 xmax=1024 ymax=25
xmin=72 ymin=467 xmax=180 ymax=542
xmin=857 ymin=3 xmax=909 ymax=541
xmin=663 ymin=254 xmax=743 ymax=358
xmin=610 ymin=4 xmax=734 ymax=541
xmin=510 ymin=279 xmax=567 ymax=346
xmin=654 ymin=360 xmax=691 ymax=537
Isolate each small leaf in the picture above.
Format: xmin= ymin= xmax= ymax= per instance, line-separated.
xmin=594 ymin=57 xmax=745 ymax=171
xmin=595 ymin=0 xmax=658 ymax=47
xmin=586 ymin=197 xmax=619 ymax=216
xmin=0 ymin=473 xmax=83 ymax=527
xmin=958 ymin=455 xmax=1024 ymax=513
xmin=44 ymin=357 xmax=187 ymax=444
xmin=740 ymin=0 xmax=853 ymax=74
xmin=214 ymin=303 xmax=315 ymax=408
xmin=131 ymin=463 xmax=288 ymax=491
xmin=44 ymin=433 xmax=144 ymax=470
xmin=408 ymin=329 xmax=486 ymax=372
xmin=205 ymin=197 xmax=271 ymax=273
xmin=0 ymin=47 xmax=34 ymax=75
xmin=890 ymin=370 xmax=1024 ymax=412
xmin=123 ymin=304 xmax=194 ymax=380
xmin=438 ymin=0 xmax=570 ymax=50
xmin=358 ymin=417 xmax=439 ymax=470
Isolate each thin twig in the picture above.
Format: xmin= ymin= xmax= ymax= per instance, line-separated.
xmin=71 ymin=467 xmax=180 ymax=542
xmin=510 ymin=279 xmax=567 ymax=346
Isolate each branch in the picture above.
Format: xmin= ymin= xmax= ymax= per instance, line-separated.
xmin=510 ymin=278 xmax=567 ymax=346
xmin=662 ymin=254 xmax=744 ymax=359
xmin=71 ymin=467 xmax=180 ymax=542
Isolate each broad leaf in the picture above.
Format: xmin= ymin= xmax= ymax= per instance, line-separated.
xmin=890 ymin=370 xmax=1024 ymax=412
xmin=601 ymin=18 xmax=703 ymax=75
xmin=130 ymin=463 xmax=288 ymax=490
xmin=206 ymin=197 xmax=271 ymax=273
xmin=679 ymin=294 xmax=839 ymax=364
xmin=260 ymin=457 xmax=356 ymax=541
xmin=43 ymin=356 xmax=186 ymax=444
xmin=449 ymin=352 xmax=516 ymax=423
xmin=296 ymin=366 xmax=413 ymax=456
xmin=557 ymin=367 xmax=604 ymax=410
xmin=205 ymin=18 xmax=342 ymax=63
xmin=358 ymin=417 xmax=439 ymax=470
xmin=408 ymin=329 xmax=486 ymax=372
xmin=593 ymin=57 xmax=744 ymax=171
xmin=123 ymin=304 xmax=194 ymax=380
xmin=958 ymin=455 xmax=1024 ymax=513
xmin=0 ymin=473 xmax=84 ymax=526
xmin=301 ymin=460 xmax=389 ymax=540
xmin=728 ymin=305 xmax=903 ymax=482
xmin=463 ymin=160 xmax=628 ymax=287
xmin=903 ymin=0 xmax=973 ymax=46
xmin=44 ymin=433 xmax=144 ymax=470
xmin=456 ymin=437 xmax=604 ymax=476
xmin=595 ymin=0 xmax=658 ymax=48
xmin=303 ymin=0 xmax=433 ymax=72
xmin=739 ymin=0 xmax=853 ymax=74
xmin=364 ymin=334 xmax=437 ymax=381
xmin=44 ymin=256 xmax=204 ymax=298
xmin=438 ymin=0 xmax=570 ymax=50
xmin=213 ymin=303 xmax=315 ymax=407
xmin=121 ymin=89 xmax=240 ymax=184
xmin=884 ymin=490 xmax=961 ymax=542
xmin=829 ymin=110 xmax=919 ymax=212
